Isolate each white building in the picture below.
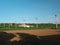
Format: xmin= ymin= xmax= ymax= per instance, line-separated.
xmin=18 ymin=24 xmax=33 ymax=28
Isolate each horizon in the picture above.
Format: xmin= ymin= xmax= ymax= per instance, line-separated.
xmin=0 ymin=0 xmax=60 ymax=24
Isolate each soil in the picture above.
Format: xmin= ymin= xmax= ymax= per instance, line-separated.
xmin=0 ymin=29 xmax=60 ymax=45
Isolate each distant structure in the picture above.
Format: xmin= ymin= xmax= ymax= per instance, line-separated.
xmin=55 ymin=14 xmax=58 ymax=29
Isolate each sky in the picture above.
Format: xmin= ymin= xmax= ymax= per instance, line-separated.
xmin=0 ymin=0 xmax=60 ymax=24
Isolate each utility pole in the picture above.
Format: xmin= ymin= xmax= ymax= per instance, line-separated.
xmin=55 ymin=14 xmax=58 ymax=29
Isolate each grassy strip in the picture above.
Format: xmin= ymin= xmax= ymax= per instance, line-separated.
xmin=0 ymin=24 xmax=60 ymax=30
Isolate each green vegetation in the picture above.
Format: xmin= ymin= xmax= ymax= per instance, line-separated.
xmin=0 ymin=23 xmax=60 ymax=30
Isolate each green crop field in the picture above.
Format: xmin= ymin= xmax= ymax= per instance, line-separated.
xmin=0 ymin=23 xmax=60 ymax=30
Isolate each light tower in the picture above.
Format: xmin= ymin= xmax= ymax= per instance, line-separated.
xmin=4 ymin=23 xmax=5 ymax=29
xmin=9 ymin=23 xmax=10 ymax=29
xmin=15 ymin=21 xmax=17 ymax=28
xmin=35 ymin=17 xmax=38 ymax=28
xmin=55 ymin=14 xmax=58 ymax=29
xmin=23 ymin=19 xmax=26 ymax=27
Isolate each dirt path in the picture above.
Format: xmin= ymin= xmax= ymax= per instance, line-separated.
xmin=10 ymin=33 xmax=20 ymax=41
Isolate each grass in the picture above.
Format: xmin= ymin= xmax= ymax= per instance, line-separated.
xmin=0 ymin=23 xmax=60 ymax=30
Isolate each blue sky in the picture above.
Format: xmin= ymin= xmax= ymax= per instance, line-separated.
xmin=0 ymin=0 xmax=60 ymax=23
